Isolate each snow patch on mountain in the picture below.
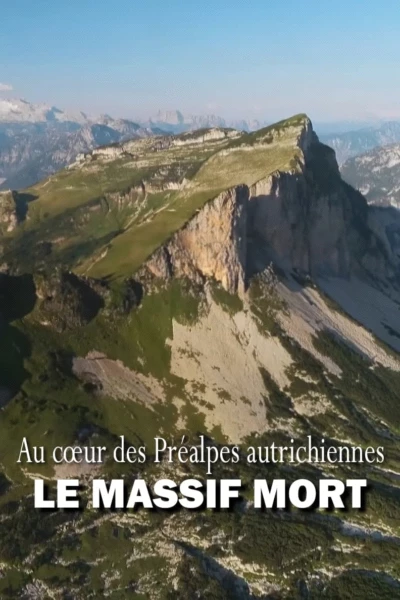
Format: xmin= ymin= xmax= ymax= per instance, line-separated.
xmin=0 ymin=97 xmax=88 ymax=124
xmin=342 ymin=143 xmax=400 ymax=209
xmin=0 ymin=98 xmax=162 ymax=190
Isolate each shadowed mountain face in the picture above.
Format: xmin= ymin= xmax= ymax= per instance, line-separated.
xmin=1 ymin=115 xmax=400 ymax=598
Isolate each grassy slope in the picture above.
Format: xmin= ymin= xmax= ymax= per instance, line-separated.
xmin=84 ymin=116 xmax=306 ymax=278
xmin=1 ymin=276 xmax=400 ymax=598
xmin=3 ymin=115 xmax=307 ymax=279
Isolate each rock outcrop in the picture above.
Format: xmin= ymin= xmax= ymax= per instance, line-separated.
xmin=141 ymin=185 xmax=248 ymax=294
xmin=35 ymin=271 xmax=104 ymax=332
xmin=0 ymin=191 xmax=18 ymax=233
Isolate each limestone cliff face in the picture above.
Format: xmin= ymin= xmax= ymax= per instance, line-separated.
xmin=140 ymin=123 xmax=398 ymax=290
xmin=247 ymin=139 xmax=392 ymax=281
xmin=367 ymin=206 xmax=400 ymax=281
xmin=248 ymin=172 xmax=311 ymax=273
xmin=141 ymin=186 xmax=248 ymax=293
xmin=248 ymin=172 xmax=358 ymax=277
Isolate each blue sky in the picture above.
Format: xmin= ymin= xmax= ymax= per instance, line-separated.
xmin=2 ymin=0 xmax=400 ymax=122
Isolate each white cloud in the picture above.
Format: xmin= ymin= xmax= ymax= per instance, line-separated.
xmin=0 ymin=83 xmax=13 ymax=92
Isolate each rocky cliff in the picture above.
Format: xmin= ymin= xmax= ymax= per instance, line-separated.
xmin=248 ymin=141 xmax=369 ymax=278
xmin=0 ymin=191 xmax=18 ymax=233
xmin=4 ymin=115 xmax=399 ymax=294
xmin=140 ymin=120 xmax=398 ymax=292
xmin=141 ymin=185 xmax=248 ymax=294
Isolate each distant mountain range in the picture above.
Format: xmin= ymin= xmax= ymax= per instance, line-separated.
xmin=0 ymin=99 xmax=273 ymax=190
xmin=0 ymin=99 xmax=272 ymax=190
xmin=341 ymin=143 xmax=400 ymax=209
xmin=0 ymin=97 xmax=88 ymax=124
xmin=0 ymin=99 xmax=162 ymax=190
xmin=4 ymin=96 xmax=400 ymax=193
xmin=141 ymin=109 xmax=267 ymax=133
xmin=321 ymin=121 xmax=400 ymax=165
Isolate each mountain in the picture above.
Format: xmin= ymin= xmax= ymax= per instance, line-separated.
xmin=321 ymin=121 xmax=400 ymax=165
xmin=314 ymin=120 xmax=383 ymax=135
xmin=96 ymin=113 xmax=164 ymax=137
xmin=0 ymin=99 xmax=280 ymax=190
xmin=145 ymin=109 xmax=266 ymax=133
xmin=0 ymin=98 xmax=162 ymax=190
xmin=0 ymin=97 xmax=88 ymax=124
xmin=341 ymin=143 xmax=400 ymax=209
xmin=1 ymin=116 xmax=400 ymax=598
xmin=145 ymin=110 xmax=226 ymax=133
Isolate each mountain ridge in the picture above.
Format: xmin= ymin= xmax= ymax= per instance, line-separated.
xmin=0 ymin=97 xmax=88 ymax=124
xmin=321 ymin=121 xmax=400 ymax=165
xmin=1 ymin=113 xmax=400 ymax=598
xmin=2 ymin=113 xmax=399 ymax=304
xmin=143 ymin=109 xmax=266 ymax=133
xmin=0 ymin=109 xmax=162 ymax=191
xmin=342 ymin=143 xmax=400 ymax=209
